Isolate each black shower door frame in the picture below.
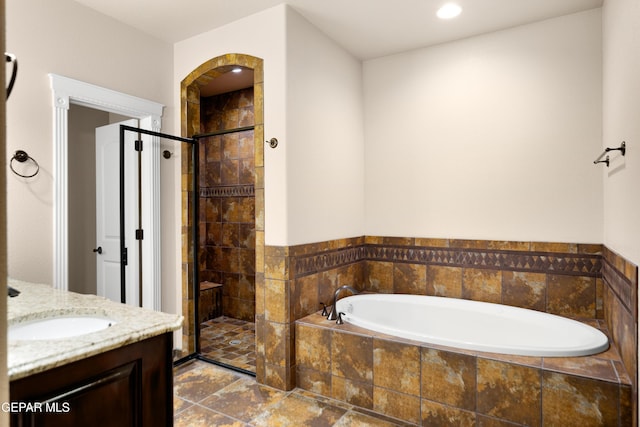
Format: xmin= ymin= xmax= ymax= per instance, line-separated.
xmin=118 ymin=124 xmax=198 ymax=317
xmin=119 ymin=124 xmax=257 ymax=371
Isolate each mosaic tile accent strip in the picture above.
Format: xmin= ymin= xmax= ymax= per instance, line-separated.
xmin=294 ymin=246 xmax=365 ymax=277
xmin=200 ymin=185 xmax=255 ymax=198
xmin=365 ymin=245 xmax=601 ymax=276
xmin=292 ymin=243 xmax=601 ymax=278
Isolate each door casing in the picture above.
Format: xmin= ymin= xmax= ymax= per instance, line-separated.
xmin=49 ymin=74 xmax=163 ymax=310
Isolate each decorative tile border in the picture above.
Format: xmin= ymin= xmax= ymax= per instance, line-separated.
xmin=199 ymin=185 xmax=255 ymax=198
xmin=294 ymin=246 xmax=364 ymax=278
xmin=365 ymin=245 xmax=601 ymax=276
xmin=292 ymin=242 xmax=601 ymax=278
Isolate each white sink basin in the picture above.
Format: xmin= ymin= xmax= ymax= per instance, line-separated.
xmin=9 ymin=316 xmax=116 ymax=341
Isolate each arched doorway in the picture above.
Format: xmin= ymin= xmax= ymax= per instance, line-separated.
xmin=180 ymin=54 xmax=264 ymax=375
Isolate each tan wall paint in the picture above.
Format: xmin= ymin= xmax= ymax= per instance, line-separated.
xmin=364 ymin=9 xmax=603 ymax=244
xmin=6 ymin=0 xmax=173 ymax=284
xmin=602 ymin=0 xmax=640 ymax=417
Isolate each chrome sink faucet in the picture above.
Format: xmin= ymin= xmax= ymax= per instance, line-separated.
xmin=327 ymin=285 xmax=359 ymax=321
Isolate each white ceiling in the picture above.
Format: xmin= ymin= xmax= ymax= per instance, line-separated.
xmin=73 ymin=0 xmax=603 ymax=60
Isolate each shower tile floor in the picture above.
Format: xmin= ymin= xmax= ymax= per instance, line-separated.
xmin=174 ymin=360 xmax=412 ymax=427
xmin=200 ymin=316 xmax=256 ymax=373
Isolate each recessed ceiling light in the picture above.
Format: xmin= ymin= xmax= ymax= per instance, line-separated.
xmin=232 ymin=67 xmax=242 ymax=73
xmin=437 ymin=3 xmax=462 ymax=20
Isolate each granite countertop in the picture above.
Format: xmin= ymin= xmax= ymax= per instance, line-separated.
xmin=7 ymin=278 xmax=183 ymax=381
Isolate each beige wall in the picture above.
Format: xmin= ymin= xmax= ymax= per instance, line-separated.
xmin=363 ymin=9 xmax=603 ymax=244
xmin=602 ymin=0 xmax=640 ymax=267
xmin=174 ymin=5 xmax=366 ymax=247
xmin=285 ymin=7 xmax=365 ymax=245
xmin=601 ymin=0 xmax=640 ymax=415
xmin=6 ymin=0 xmax=173 ymax=284
xmin=7 ymin=2 xmax=615 ymax=283
xmin=174 ymin=5 xmax=288 ymax=245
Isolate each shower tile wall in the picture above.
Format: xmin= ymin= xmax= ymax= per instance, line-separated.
xmin=199 ymin=88 xmax=255 ymax=322
xmin=181 ymin=54 xmax=265 ymax=358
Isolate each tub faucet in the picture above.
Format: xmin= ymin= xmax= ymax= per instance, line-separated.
xmin=327 ymin=285 xmax=359 ymax=321
xmin=319 ymin=302 xmax=329 ymax=317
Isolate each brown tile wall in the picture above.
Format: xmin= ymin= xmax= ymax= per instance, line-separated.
xmin=269 ymin=235 xmax=637 ymax=412
xmin=602 ymin=246 xmax=638 ymax=425
xmin=361 ymin=237 xmax=604 ymax=319
xmin=297 ymin=311 xmax=633 ymax=426
xmin=260 ymin=237 xmax=365 ymax=390
xmin=199 ymin=88 xmax=255 ymax=322
xmin=179 ymin=142 xmax=196 ymax=354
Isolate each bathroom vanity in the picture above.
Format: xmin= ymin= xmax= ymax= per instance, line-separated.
xmin=7 ymin=279 xmax=182 ymax=427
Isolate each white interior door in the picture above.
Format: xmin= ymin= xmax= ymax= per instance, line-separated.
xmin=95 ymin=119 xmax=139 ymax=305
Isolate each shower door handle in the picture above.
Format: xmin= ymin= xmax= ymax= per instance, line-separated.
xmin=93 ymin=246 xmax=103 ymax=255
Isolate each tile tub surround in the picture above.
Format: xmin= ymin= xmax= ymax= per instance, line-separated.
xmin=262 ymin=236 xmax=637 ymax=396
xmin=286 ymin=237 xmax=605 ymax=322
xmin=259 ymin=237 xmax=365 ymax=389
xmin=603 ymin=245 xmax=639 ymax=409
xmin=7 ymin=278 xmax=183 ymax=380
xmin=296 ymin=312 xmax=633 ymax=426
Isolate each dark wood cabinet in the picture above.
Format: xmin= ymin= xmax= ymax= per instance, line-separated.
xmin=10 ymin=333 xmax=173 ymax=427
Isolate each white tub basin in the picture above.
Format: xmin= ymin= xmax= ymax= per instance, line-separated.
xmin=336 ymin=294 xmax=609 ymax=357
xmin=9 ymin=316 xmax=116 ymax=341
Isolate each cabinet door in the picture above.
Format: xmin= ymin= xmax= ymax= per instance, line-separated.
xmin=13 ymin=362 xmax=140 ymax=427
xmin=10 ymin=333 xmax=172 ymax=427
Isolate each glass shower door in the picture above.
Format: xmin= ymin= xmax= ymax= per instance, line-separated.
xmin=119 ymin=125 xmax=199 ymax=361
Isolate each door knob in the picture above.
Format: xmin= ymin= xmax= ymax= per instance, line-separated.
xmin=93 ymin=246 xmax=102 ymax=254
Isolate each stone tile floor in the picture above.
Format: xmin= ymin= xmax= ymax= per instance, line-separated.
xmin=200 ymin=316 xmax=256 ymax=373
xmin=174 ymin=360 xmax=413 ymax=427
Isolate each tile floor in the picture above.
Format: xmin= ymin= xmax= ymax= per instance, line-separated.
xmin=174 ymin=361 xmax=413 ymax=427
xmin=200 ymin=316 xmax=256 ymax=373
